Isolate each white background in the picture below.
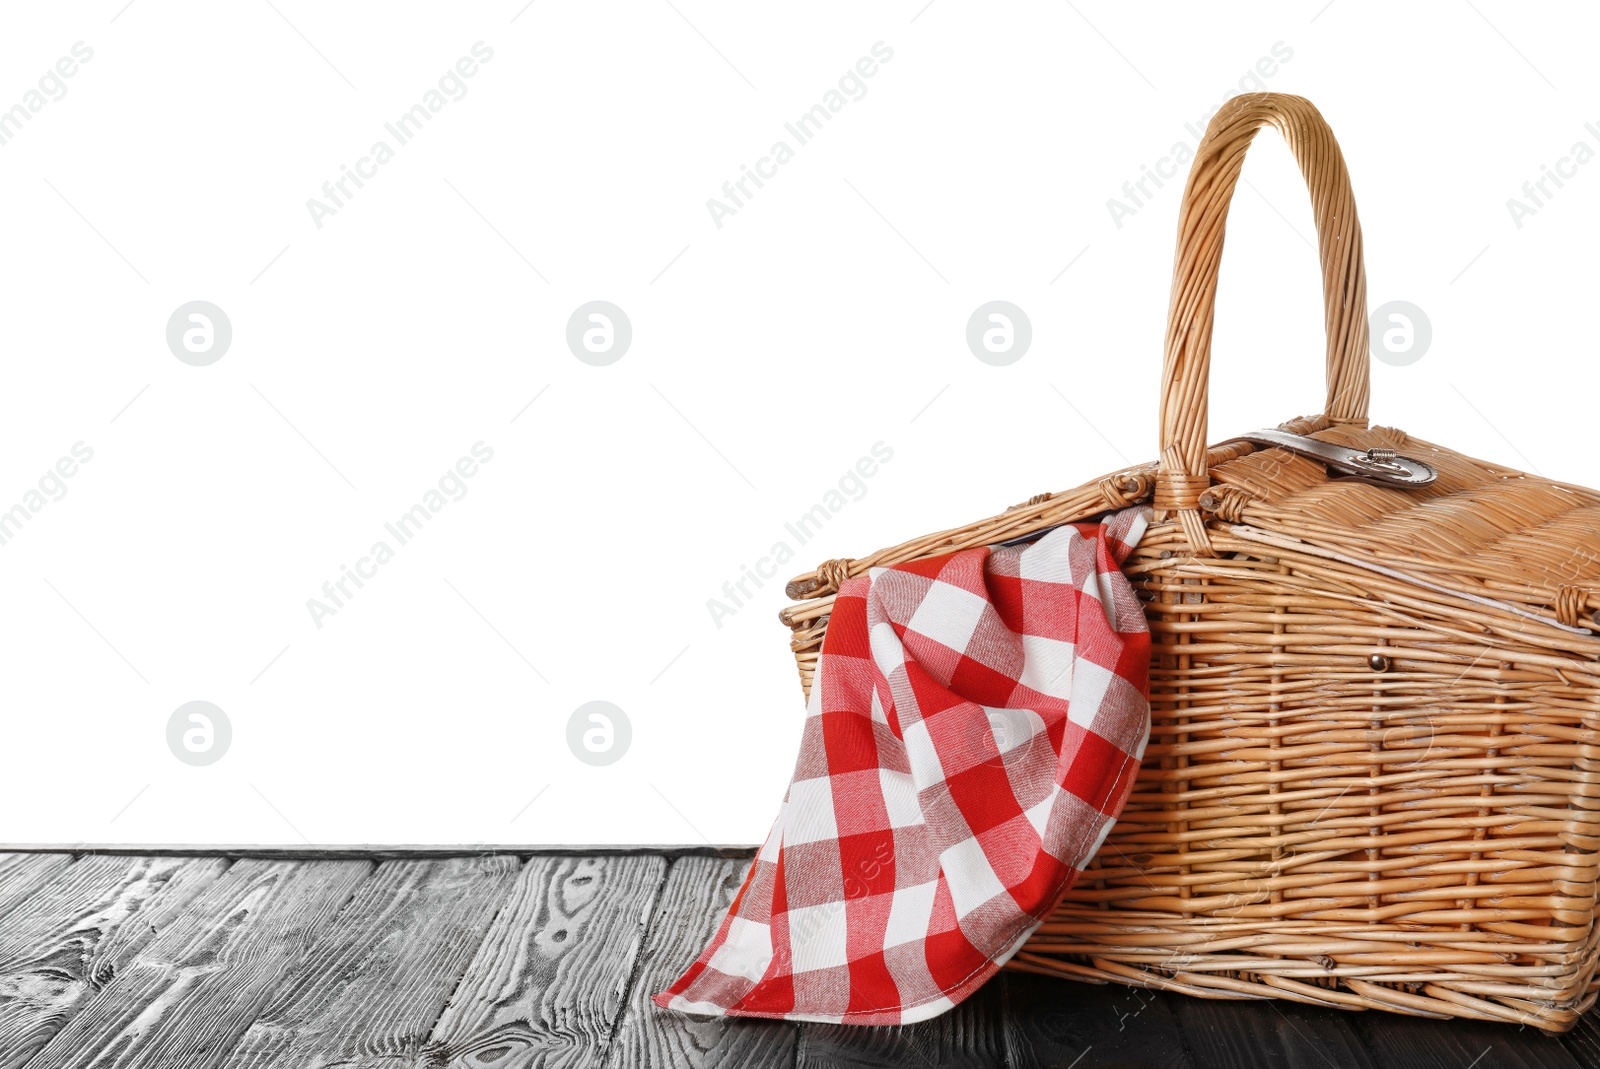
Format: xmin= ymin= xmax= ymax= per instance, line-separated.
xmin=1 ymin=1 xmax=1594 ymax=846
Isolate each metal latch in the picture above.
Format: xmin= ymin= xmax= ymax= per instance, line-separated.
xmin=1225 ymin=428 xmax=1438 ymax=488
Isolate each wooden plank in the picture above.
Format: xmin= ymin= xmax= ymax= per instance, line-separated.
xmin=217 ymin=854 xmax=520 ymax=1068
xmin=78 ymin=857 xmax=230 ymax=975
xmin=428 ymin=854 xmax=668 ymax=1067
xmin=0 ymin=853 xmax=76 ymax=926
xmin=607 ymin=855 xmax=797 ymax=1069
xmin=0 ymin=854 xmax=222 ymax=1069
xmin=17 ymin=858 xmax=372 ymax=1069
xmin=796 ymin=979 xmax=1008 ymax=1069
xmin=1172 ymin=994 xmax=1379 ymax=1069
xmin=1559 ymin=1010 xmax=1600 ymax=1068
xmin=1353 ymin=1006 xmax=1584 ymax=1069
xmin=1001 ymin=971 xmax=1192 ymax=1069
xmin=0 ymin=844 xmax=758 ymax=860
xmin=7 ymin=845 xmax=1590 ymax=1068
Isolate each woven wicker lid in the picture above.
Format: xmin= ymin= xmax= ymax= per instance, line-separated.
xmin=1206 ymin=422 xmax=1600 ymax=633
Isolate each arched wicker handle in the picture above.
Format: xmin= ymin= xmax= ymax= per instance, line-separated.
xmin=1156 ymin=93 xmax=1370 ymax=554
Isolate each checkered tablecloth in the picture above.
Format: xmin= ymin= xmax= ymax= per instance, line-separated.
xmin=658 ymin=508 xmax=1151 ymax=1024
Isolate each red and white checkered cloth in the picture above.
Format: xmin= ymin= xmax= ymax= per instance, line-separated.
xmin=657 ymin=508 xmax=1152 ymax=1025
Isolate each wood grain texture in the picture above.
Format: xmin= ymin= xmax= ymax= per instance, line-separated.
xmin=1001 ymin=972 xmax=1192 ymax=1069
xmin=0 ymin=853 xmax=75 ymax=926
xmin=217 ymin=854 xmax=520 ymax=1069
xmin=607 ymin=855 xmax=796 ymax=1069
xmin=428 ymin=853 xmax=667 ymax=1068
xmin=73 ymin=855 xmax=230 ymax=976
xmin=1558 ymin=1011 xmax=1600 ymax=1069
xmin=796 ymin=978 xmax=1008 ymax=1069
xmin=0 ymin=845 xmax=756 ymax=861
xmin=0 ymin=854 xmax=221 ymax=1069
xmin=1353 ymin=1007 xmax=1584 ymax=1069
xmin=6 ymin=849 xmax=1600 ymax=1068
xmin=19 ymin=858 xmax=372 ymax=1069
xmin=1172 ymin=995 xmax=1378 ymax=1069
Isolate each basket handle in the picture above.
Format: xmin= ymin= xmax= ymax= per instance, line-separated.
xmin=1156 ymin=93 xmax=1370 ymax=554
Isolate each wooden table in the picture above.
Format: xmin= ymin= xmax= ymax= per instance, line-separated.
xmin=0 ymin=846 xmax=1592 ymax=1068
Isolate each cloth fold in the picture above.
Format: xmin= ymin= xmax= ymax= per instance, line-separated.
xmin=658 ymin=507 xmax=1152 ymax=1024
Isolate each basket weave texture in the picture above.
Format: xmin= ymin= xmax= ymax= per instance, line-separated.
xmin=779 ymin=93 xmax=1600 ymax=1032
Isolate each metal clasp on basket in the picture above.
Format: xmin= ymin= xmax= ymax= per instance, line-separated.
xmin=1225 ymin=429 xmax=1438 ymax=488
xmin=1347 ymin=446 xmax=1411 ymax=477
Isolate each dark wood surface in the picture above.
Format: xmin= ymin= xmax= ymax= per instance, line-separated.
xmin=0 ymin=848 xmax=1592 ymax=1068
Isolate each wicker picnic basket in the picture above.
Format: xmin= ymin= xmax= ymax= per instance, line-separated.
xmin=778 ymin=93 xmax=1600 ymax=1032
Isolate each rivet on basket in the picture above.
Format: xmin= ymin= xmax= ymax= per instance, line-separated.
xmin=1368 ymin=653 xmax=1391 ymax=672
